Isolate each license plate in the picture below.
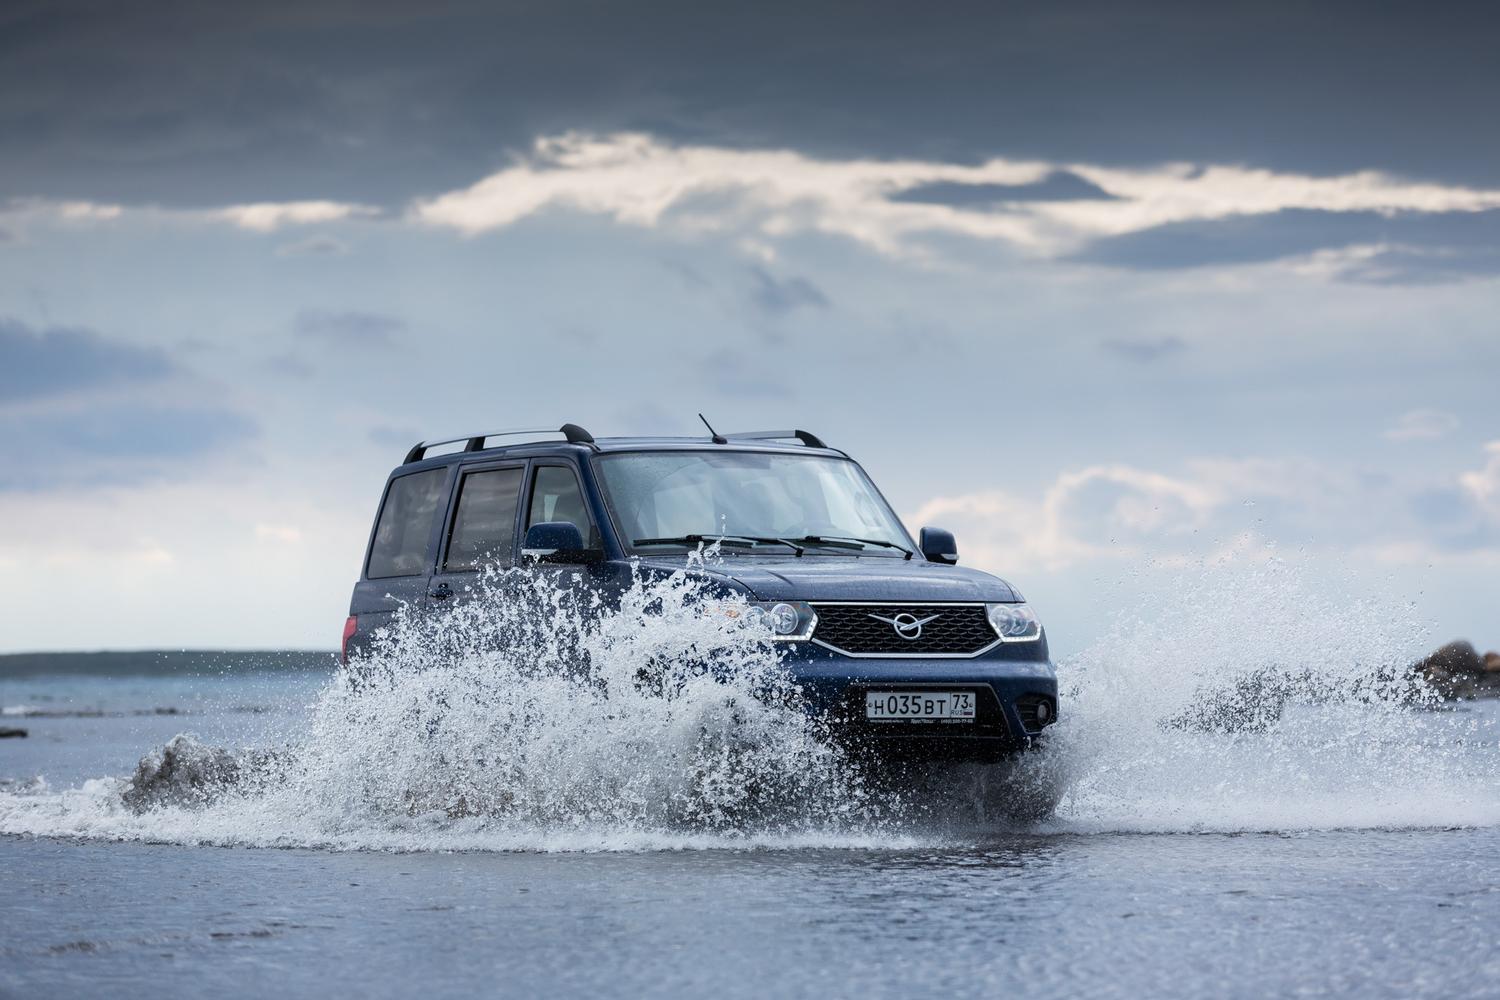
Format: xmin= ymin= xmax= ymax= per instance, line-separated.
xmin=864 ymin=690 xmax=976 ymax=722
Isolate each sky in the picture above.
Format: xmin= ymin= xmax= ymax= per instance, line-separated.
xmin=1 ymin=0 xmax=1497 ymax=654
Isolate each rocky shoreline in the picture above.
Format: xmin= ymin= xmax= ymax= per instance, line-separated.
xmin=1416 ymin=641 xmax=1500 ymax=701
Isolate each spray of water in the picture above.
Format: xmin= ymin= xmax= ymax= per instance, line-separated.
xmin=2 ymin=551 xmax=1498 ymax=850
xmin=1044 ymin=553 xmax=1500 ymax=833
xmin=0 ymin=565 xmax=901 ymax=850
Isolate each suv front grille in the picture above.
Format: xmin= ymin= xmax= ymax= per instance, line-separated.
xmin=810 ymin=603 xmax=998 ymax=657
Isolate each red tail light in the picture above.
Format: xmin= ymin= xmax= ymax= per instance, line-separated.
xmin=341 ymin=615 xmax=358 ymax=664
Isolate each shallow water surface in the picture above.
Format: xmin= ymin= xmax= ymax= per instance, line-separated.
xmin=6 ymin=828 xmax=1500 ymax=998
xmin=4 ymin=568 xmax=1499 ymax=997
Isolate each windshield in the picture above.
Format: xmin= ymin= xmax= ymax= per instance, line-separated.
xmin=595 ymin=451 xmax=912 ymax=556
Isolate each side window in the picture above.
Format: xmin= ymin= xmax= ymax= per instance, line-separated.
xmin=527 ymin=465 xmax=600 ymax=549
xmin=367 ymin=468 xmax=447 ymax=579
xmin=445 ymin=467 xmax=525 ymax=572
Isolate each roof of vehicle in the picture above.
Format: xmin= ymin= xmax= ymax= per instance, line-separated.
xmin=591 ymin=436 xmax=840 ymax=455
xmin=395 ymin=424 xmax=845 ymax=469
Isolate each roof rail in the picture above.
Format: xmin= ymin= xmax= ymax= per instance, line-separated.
xmin=402 ymin=423 xmax=595 ymax=464
xmin=722 ymin=429 xmax=828 ymax=449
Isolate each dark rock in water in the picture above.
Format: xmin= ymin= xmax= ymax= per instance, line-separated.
xmin=0 ymin=726 xmax=27 ymax=738
xmin=122 ymin=734 xmax=244 ymax=812
xmin=1420 ymin=640 xmax=1483 ymax=676
xmin=1415 ymin=640 xmax=1500 ymax=700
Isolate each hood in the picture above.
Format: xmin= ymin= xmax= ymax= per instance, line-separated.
xmin=634 ymin=555 xmax=1019 ymax=603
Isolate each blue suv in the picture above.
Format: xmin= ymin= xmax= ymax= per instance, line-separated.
xmin=344 ymin=424 xmax=1058 ymax=792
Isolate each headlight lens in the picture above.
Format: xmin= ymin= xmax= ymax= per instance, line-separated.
xmin=716 ymin=600 xmax=817 ymax=640
xmin=986 ymin=602 xmax=1042 ymax=642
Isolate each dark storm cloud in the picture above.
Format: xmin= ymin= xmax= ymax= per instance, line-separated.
xmin=2 ymin=0 xmax=1498 ymax=208
xmin=0 ymin=404 xmax=258 ymax=490
xmin=748 ymin=267 xmax=829 ymax=315
xmin=1073 ymin=208 xmax=1500 ymax=281
xmin=1101 ymin=336 xmax=1187 ymax=363
xmin=888 ymin=173 xmax=1117 ymax=207
xmin=0 ymin=318 xmax=173 ymax=401
xmin=294 ymin=309 xmax=405 ymax=347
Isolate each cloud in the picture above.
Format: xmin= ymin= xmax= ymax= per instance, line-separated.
xmin=49 ymin=200 xmax=124 ymax=222
xmin=409 ymin=133 xmax=1500 ymax=266
xmin=911 ymin=445 xmax=1500 ymax=576
xmin=888 ymin=172 xmax=1118 ymax=206
xmin=210 ymin=201 xmax=378 ymax=232
xmin=0 ymin=318 xmax=173 ymax=401
xmin=9 ymin=133 xmax=1495 ymax=278
xmin=748 ymin=266 xmax=829 ymax=314
xmin=1101 ymin=336 xmax=1186 ymax=363
xmin=1072 ymin=207 xmax=1500 ymax=280
xmin=276 ymin=234 xmax=350 ymax=256
xmin=294 ymin=309 xmax=405 ymax=347
xmin=912 ymin=463 xmax=1221 ymax=572
xmin=0 ymin=197 xmax=377 ymax=236
xmin=1385 ymin=409 xmax=1460 ymax=442
xmin=1460 ymin=442 xmax=1500 ymax=518
xmin=0 ymin=317 xmax=259 ymax=491
xmin=0 ymin=404 xmax=257 ymax=490
xmin=5 ymin=0 xmax=1499 ymax=219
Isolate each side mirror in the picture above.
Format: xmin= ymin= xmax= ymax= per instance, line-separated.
xmin=920 ymin=526 xmax=958 ymax=565
xmin=522 ymin=521 xmax=596 ymax=564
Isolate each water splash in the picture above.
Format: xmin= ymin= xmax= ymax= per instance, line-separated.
xmin=0 ymin=566 xmax=902 ymax=850
xmin=1043 ymin=554 xmax=1500 ymax=833
xmin=3 ymin=553 xmax=1499 ymax=850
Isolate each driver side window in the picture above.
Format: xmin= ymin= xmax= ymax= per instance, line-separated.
xmin=527 ymin=465 xmax=600 ymax=550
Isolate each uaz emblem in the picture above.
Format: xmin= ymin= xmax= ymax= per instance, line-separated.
xmin=866 ymin=611 xmax=939 ymax=640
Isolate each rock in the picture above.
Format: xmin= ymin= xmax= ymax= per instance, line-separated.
xmin=0 ymin=727 xmax=27 ymax=739
xmin=1416 ymin=641 xmax=1500 ymax=701
xmin=1417 ymin=640 xmax=1484 ymax=678
xmin=121 ymin=734 xmax=243 ymax=812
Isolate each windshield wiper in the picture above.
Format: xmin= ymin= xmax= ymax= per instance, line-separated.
xmin=633 ymin=534 xmax=805 ymax=555
xmin=791 ymin=535 xmax=914 ymax=559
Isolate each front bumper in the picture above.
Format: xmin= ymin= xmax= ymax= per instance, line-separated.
xmin=781 ymin=645 xmax=1059 ymax=759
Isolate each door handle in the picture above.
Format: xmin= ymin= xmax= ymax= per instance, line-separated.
xmin=429 ymin=582 xmax=452 ymax=601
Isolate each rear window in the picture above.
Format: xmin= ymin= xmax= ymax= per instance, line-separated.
xmin=367 ymin=468 xmax=447 ymax=578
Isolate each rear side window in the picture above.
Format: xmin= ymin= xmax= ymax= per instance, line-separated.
xmin=367 ymin=468 xmax=447 ymax=579
xmin=527 ymin=465 xmax=600 ymax=549
xmin=445 ymin=467 xmax=524 ymax=571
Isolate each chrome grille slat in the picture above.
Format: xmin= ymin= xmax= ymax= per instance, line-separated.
xmin=810 ymin=603 xmax=998 ymax=657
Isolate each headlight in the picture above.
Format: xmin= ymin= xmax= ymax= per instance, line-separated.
xmin=715 ymin=600 xmax=817 ymax=640
xmin=986 ymin=602 xmax=1042 ymax=642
